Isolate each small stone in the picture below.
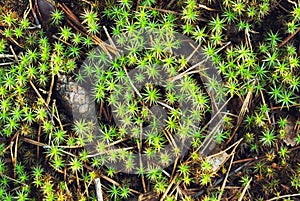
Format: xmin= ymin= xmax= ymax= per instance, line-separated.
xmin=283 ymin=115 xmax=298 ymax=147
xmin=79 ymin=104 xmax=89 ymax=115
xmin=36 ymin=0 xmax=55 ymax=25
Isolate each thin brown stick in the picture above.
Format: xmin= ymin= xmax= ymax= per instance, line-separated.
xmin=46 ymin=63 xmax=55 ymax=107
xmin=103 ymin=25 xmax=119 ymax=57
xmin=136 ymin=0 xmax=141 ymax=11
xmin=58 ymin=3 xmax=117 ymax=55
xmin=277 ymin=3 xmax=289 ymax=13
xmin=238 ymin=177 xmax=252 ymax=201
xmin=20 ymin=136 xmax=76 ymax=157
xmin=270 ymin=103 xmax=300 ymax=110
xmin=232 ymin=157 xmax=260 ymax=164
xmin=9 ymin=45 xmax=18 ymax=61
xmin=0 ymin=30 xmax=23 ymax=48
xmin=260 ymin=90 xmax=271 ymax=125
xmin=160 ymin=173 xmax=179 ymax=200
xmin=53 ymin=100 xmax=64 ymax=130
xmin=289 ymin=145 xmax=300 ymax=152
xmin=277 ymin=26 xmax=300 ymax=48
xmin=137 ymin=141 xmax=147 ymax=193
xmin=37 ymin=123 xmax=42 ymax=159
xmin=266 ymin=193 xmax=300 ymax=201
xmin=20 ymin=136 xmax=47 ymax=147
xmin=226 ymin=80 xmax=255 ymax=145
xmin=218 ymin=139 xmax=242 ymax=200
xmin=171 ymin=157 xmax=179 ymax=179
xmin=10 ymin=141 xmax=16 ymax=178
xmin=0 ymin=172 xmax=28 ymax=186
xmin=193 ymin=96 xmax=232 ymax=157
xmin=58 ymin=3 xmax=87 ymax=32
xmin=29 ymin=80 xmax=48 ymax=107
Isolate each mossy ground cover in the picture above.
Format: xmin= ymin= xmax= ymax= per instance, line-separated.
xmin=0 ymin=0 xmax=300 ymax=200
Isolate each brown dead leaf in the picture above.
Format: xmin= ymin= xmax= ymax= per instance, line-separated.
xmin=207 ymin=151 xmax=229 ymax=172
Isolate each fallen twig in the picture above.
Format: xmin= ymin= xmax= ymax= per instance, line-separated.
xmin=277 ymin=26 xmax=300 ymax=48
xmin=266 ymin=193 xmax=300 ymax=201
xmin=94 ymin=178 xmax=104 ymax=201
xmin=218 ymin=138 xmax=243 ymax=200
